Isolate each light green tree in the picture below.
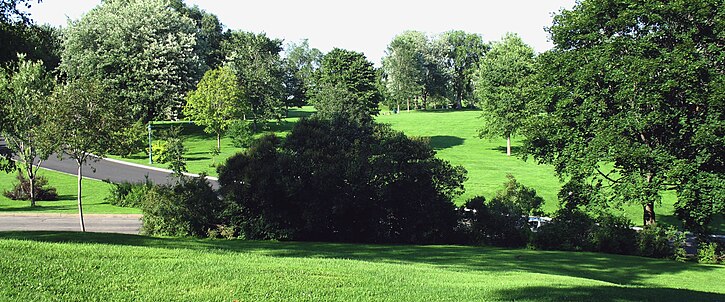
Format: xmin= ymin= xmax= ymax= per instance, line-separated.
xmin=184 ymin=66 xmax=244 ymax=152
xmin=0 ymin=55 xmax=56 ymax=206
xmin=477 ymin=33 xmax=536 ymax=156
xmin=382 ymin=31 xmax=426 ymax=112
xmin=437 ymin=30 xmax=487 ymax=109
xmin=61 ymin=0 xmax=202 ymax=121
xmin=46 ymin=78 xmax=126 ymax=231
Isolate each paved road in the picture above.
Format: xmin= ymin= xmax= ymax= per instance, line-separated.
xmin=0 ymin=214 xmax=142 ymax=234
xmin=1 ymin=137 xmax=219 ymax=189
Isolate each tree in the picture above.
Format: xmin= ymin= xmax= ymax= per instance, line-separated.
xmin=46 ymin=78 xmax=126 ymax=231
xmin=169 ymin=0 xmax=226 ymax=70
xmin=0 ymin=55 xmax=55 ymax=206
xmin=382 ymin=31 xmax=426 ymax=112
xmin=61 ymin=0 xmax=202 ymax=121
xmin=184 ymin=66 xmax=243 ymax=152
xmin=282 ymin=39 xmax=322 ymax=112
xmin=477 ymin=33 xmax=536 ymax=156
xmin=222 ymin=31 xmax=285 ymax=126
xmin=524 ymin=0 xmax=724 ymax=228
xmin=437 ymin=31 xmax=487 ymax=109
xmin=310 ymin=48 xmax=381 ymax=124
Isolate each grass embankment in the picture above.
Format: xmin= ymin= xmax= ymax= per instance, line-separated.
xmin=0 ymin=231 xmax=722 ymax=301
xmin=0 ymin=168 xmax=139 ymax=214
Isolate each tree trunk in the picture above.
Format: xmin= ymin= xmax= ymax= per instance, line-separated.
xmin=77 ymin=162 xmax=86 ymax=232
xmin=506 ymin=136 xmax=511 ymax=156
xmin=216 ymin=133 xmax=221 ymax=153
xmin=643 ymin=202 xmax=656 ymax=226
xmin=422 ymin=93 xmax=428 ymax=111
xmin=407 ymin=98 xmax=410 ymax=112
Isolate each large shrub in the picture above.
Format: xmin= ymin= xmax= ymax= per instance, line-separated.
xmin=104 ymin=178 xmax=153 ymax=208
xmin=532 ymin=208 xmax=595 ymax=251
xmin=494 ymin=174 xmax=545 ymax=216
xmin=590 ymin=214 xmax=637 ymax=255
xmin=141 ymin=175 xmax=223 ymax=237
xmin=218 ymin=116 xmax=466 ymax=244
xmin=458 ymin=196 xmax=530 ymax=247
xmin=635 ymin=225 xmax=686 ymax=260
xmin=3 ymin=171 xmax=57 ymax=201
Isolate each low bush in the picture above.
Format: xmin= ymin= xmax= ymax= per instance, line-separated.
xmin=228 ymin=120 xmax=254 ymax=148
xmin=104 ymin=178 xmax=153 ymax=208
xmin=3 ymin=171 xmax=58 ymax=201
xmin=590 ymin=214 xmax=637 ymax=255
xmin=697 ymin=241 xmax=723 ymax=264
xmin=532 ymin=208 xmax=595 ymax=251
xmin=635 ymin=224 xmax=686 ymax=260
xmin=458 ymin=196 xmax=530 ymax=247
xmin=111 ymin=120 xmax=147 ymax=157
xmin=494 ymin=174 xmax=545 ymax=216
xmin=141 ymin=175 xmax=223 ymax=237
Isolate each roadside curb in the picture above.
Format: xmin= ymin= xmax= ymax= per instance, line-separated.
xmin=0 ymin=213 xmax=142 ymax=218
xmin=102 ymin=157 xmax=219 ymax=181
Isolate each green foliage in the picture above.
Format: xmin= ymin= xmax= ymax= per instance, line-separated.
xmin=184 ymin=66 xmax=244 ymax=152
xmin=493 ymin=174 xmax=544 ymax=216
xmin=61 ymin=0 xmax=202 ymax=121
xmin=168 ymin=0 xmax=225 ymax=70
xmin=532 ymin=208 xmax=595 ymax=251
xmin=227 ymin=119 xmax=254 ymax=148
xmin=382 ymin=31 xmax=426 ymax=111
xmin=438 ymin=30 xmax=487 ymax=109
xmin=477 ymin=33 xmax=536 ymax=145
xmin=282 ymin=39 xmax=322 ymax=109
xmin=104 ymin=178 xmax=153 ymax=208
xmin=635 ymin=225 xmax=678 ymax=259
xmin=3 ymin=170 xmax=57 ymax=201
xmin=310 ymin=48 xmax=381 ymax=124
xmin=110 ymin=120 xmax=147 ymax=158
xmin=590 ymin=213 xmax=637 ymax=255
xmin=141 ymin=175 xmax=222 ymax=237
xmin=697 ymin=242 xmax=722 ymax=264
xmin=219 ymin=117 xmax=466 ymax=243
xmin=458 ymin=196 xmax=530 ymax=247
xmin=524 ymin=0 xmax=725 ymax=227
xmin=223 ymin=31 xmax=285 ymax=124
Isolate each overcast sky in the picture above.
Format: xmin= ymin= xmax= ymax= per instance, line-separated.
xmin=25 ymin=0 xmax=578 ymax=65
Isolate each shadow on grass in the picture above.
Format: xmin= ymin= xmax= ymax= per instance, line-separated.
xmin=495 ymin=285 xmax=724 ymax=302
xmin=428 ymin=135 xmax=465 ymax=150
xmin=286 ymin=108 xmax=315 ymax=119
xmin=0 ymin=205 xmax=71 ymax=212
xmin=1 ymin=231 xmax=722 ymax=289
xmin=491 ymin=145 xmax=523 ymax=156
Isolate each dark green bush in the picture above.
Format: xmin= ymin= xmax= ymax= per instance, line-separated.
xmin=458 ymin=196 xmax=530 ymax=247
xmin=635 ymin=225 xmax=681 ymax=259
xmin=219 ymin=117 xmax=465 ymax=244
xmin=494 ymin=174 xmax=545 ymax=216
xmin=532 ymin=208 xmax=595 ymax=251
xmin=228 ymin=120 xmax=254 ymax=148
xmin=3 ymin=171 xmax=58 ymax=201
xmin=590 ymin=214 xmax=637 ymax=255
xmin=697 ymin=241 xmax=723 ymax=264
xmin=104 ymin=178 xmax=153 ymax=208
xmin=141 ymin=175 xmax=223 ymax=237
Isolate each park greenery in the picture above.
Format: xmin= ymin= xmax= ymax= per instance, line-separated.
xmin=0 ymin=0 xmax=724 ymax=298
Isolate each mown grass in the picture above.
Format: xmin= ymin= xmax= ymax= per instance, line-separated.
xmin=0 ymin=168 xmax=140 ymax=214
xmin=0 ymin=231 xmax=723 ymax=301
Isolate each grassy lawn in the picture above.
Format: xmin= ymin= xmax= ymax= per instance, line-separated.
xmin=0 ymin=168 xmax=140 ymax=214
xmin=0 ymin=231 xmax=722 ymax=301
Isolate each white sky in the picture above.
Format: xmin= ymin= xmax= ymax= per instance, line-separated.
xmin=25 ymin=0 xmax=577 ymax=65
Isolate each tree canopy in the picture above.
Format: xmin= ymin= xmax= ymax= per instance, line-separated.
xmin=61 ymin=0 xmax=202 ymax=121
xmin=310 ymin=48 xmax=381 ymax=124
xmin=382 ymin=31 xmax=426 ymax=112
xmin=524 ymin=0 xmax=724 ymax=230
xmin=439 ymin=30 xmax=487 ymax=109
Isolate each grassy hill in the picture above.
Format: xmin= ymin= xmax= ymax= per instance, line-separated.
xmin=0 ymin=231 xmax=723 ymax=301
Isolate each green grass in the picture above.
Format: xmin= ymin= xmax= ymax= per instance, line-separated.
xmin=0 ymin=231 xmax=722 ymax=301
xmin=0 ymin=168 xmax=140 ymax=214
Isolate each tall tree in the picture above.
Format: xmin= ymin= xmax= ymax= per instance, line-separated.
xmin=223 ymin=31 xmax=285 ymax=125
xmin=382 ymin=31 xmax=426 ymax=112
xmin=61 ymin=0 xmax=202 ymax=121
xmin=0 ymin=55 xmax=55 ymax=206
xmin=524 ymin=0 xmax=724 ymax=228
xmin=477 ymin=33 xmax=536 ymax=156
xmin=438 ymin=30 xmax=487 ymax=109
xmin=282 ymin=39 xmax=322 ymax=112
xmin=310 ymin=48 xmax=381 ymax=124
xmin=183 ymin=66 xmax=244 ymax=152
xmin=169 ymin=0 xmax=226 ymax=71
xmin=46 ymin=78 xmax=126 ymax=231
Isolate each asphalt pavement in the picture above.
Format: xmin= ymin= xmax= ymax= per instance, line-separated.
xmin=0 ymin=214 xmax=142 ymax=234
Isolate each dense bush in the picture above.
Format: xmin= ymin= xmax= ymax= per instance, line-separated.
xmin=532 ymin=208 xmax=595 ymax=251
xmin=227 ymin=120 xmax=254 ymax=148
xmin=458 ymin=196 xmax=530 ymax=247
xmin=636 ymin=225 xmax=686 ymax=260
xmin=111 ymin=120 xmax=147 ymax=157
xmin=3 ymin=172 xmax=58 ymax=201
xmin=104 ymin=178 xmax=153 ymax=208
xmin=697 ymin=242 xmax=723 ymax=264
xmin=219 ymin=117 xmax=466 ymax=244
xmin=590 ymin=214 xmax=637 ymax=255
xmin=494 ymin=174 xmax=545 ymax=216
xmin=141 ymin=175 xmax=223 ymax=237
